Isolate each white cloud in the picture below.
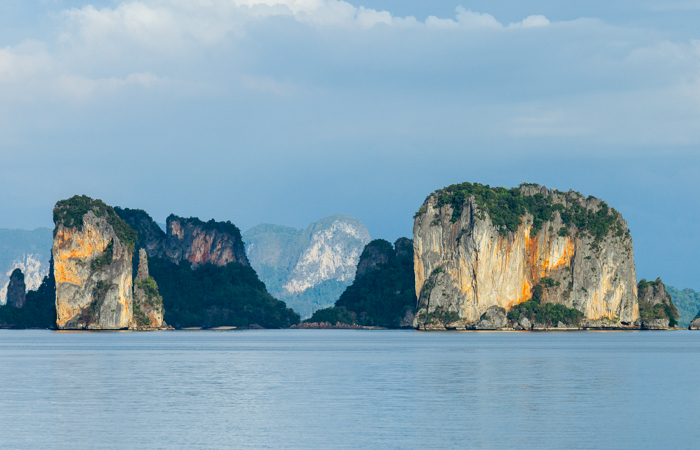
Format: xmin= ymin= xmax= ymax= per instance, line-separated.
xmin=1 ymin=0 xmax=699 ymax=152
xmin=0 ymin=42 xmax=52 ymax=84
xmin=425 ymin=7 xmax=503 ymax=29
xmin=512 ymin=15 xmax=550 ymax=28
xmin=455 ymin=7 xmax=502 ymax=29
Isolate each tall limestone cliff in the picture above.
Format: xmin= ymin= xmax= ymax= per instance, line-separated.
xmin=53 ymin=196 xmax=137 ymax=330
xmin=114 ymin=209 xmax=248 ymax=268
xmin=131 ymin=249 xmax=165 ymax=329
xmin=637 ymin=278 xmax=679 ymax=329
xmin=243 ymin=215 xmax=371 ymax=318
xmin=413 ymin=183 xmax=638 ymax=330
xmin=115 ymin=207 xmax=297 ymax=329
xmin=164 ymin=215 xmax=248 ymax=268
xmin=6 ymin=268 xmax=26 ymax=308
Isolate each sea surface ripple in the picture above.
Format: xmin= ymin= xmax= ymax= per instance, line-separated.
xmin=1 ymin=330 xmax=699 ymax=449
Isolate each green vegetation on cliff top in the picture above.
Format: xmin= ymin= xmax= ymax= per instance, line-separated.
xmin=54 ymin=195 xmax=138 ymax=253
xmin=114 ymin=207 xmax=166 ymax=246
xmin=168 ymin=214 xmax=242 ymax=242
xmin=638 ymin=279 xmax=679 ymax=327
xmin=306 ymin=239 xmax=416 ymax=328
xmin=419 ymin=182 xmax=626 ymax=240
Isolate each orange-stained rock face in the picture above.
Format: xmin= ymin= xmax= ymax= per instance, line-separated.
xmin=53 ymin=210 xmax=133 ymax=330
xmin=164 ymin=216 xmax=248 ymax=269
xmin=413 ymin=185 xmax=638 ymax=329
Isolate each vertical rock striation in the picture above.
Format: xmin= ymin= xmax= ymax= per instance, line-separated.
xmin=131 ymin=249 xmax=165 ymax=329
xmin=53 ymin=196 xmax=137 ymax=330
xmin=114 ymin=209 xmax=248 ymax=268
xmin=165 ymin=215 xmax=248 ymax=268
xmin=6 ymin=268 xmax=26 ymax=308
xmin=413 ymin=183 xmax=638 ymax=330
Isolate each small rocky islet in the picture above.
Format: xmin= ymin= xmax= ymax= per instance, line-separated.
xmin=0 ymin=182 xmax=695 ymax=331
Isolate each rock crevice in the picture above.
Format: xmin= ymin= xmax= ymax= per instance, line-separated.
xmin=413 ymin=183 xmax=638 ymax=330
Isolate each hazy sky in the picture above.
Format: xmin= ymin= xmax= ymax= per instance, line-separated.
xmin=1 ymin=0 xmax=700 ymax=289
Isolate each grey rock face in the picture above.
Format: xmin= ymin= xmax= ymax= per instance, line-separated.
xmin=6 ymin=268 xmax=26 ymax=308
xmin=689 ymin=317 xmax=700 ymax=330
xmin=413 ymin=183 xmax=638 ymax=330
xmin=243 ymin=215 xmax=370 ymax=318
xmin=638 ymin=278 xmax=673 ymax=306
xmin=519 ymin=316 xmax=532 ymax=330
xmin=638 ymin=278 xmax=678 ymax=330
xmin=53 ymin=206 xmax=133 ymax=330
xmin=475 ymin=305 xmax=507 ymax=329
xmin=136 ymin=249 xmax=149 ymax=282
xmin=132 ymin=249 xmax=165 ymax=329
xmin=642 ymin=318 xmax=670 ymax=330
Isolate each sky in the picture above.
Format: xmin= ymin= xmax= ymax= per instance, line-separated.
xmin=1 ymin=0 xmax=700 ymax=289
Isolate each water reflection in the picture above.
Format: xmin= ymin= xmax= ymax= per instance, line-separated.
xmin=0 ymin=330 xmax=699 ymax=449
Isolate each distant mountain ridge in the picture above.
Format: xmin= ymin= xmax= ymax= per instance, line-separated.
xmin=243 ymin=215 xmax=371 ymax=318
xmin=666 ymin=285 xmax=700 ymax=328
xmin=0 ymin=228 xmax=52 ymax=305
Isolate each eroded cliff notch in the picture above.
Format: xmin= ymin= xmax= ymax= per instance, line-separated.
xmin=413 ymin=182 xmax=638 ymax=330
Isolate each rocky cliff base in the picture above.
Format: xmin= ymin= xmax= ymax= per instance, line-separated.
xmin=417 ymin=300 xmax=687 ymax=331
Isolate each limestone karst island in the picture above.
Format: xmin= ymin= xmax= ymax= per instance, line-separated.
xmin=1 ymin=183 xmax=697 ymax=331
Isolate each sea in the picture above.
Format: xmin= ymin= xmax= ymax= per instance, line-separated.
xmin=1 ymin=329 xmax=699 ymax=449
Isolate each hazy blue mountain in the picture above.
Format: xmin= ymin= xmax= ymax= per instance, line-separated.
xmin=666 ymin=285 xmax=700 ymax=328
xmin=243 ymin=215 xmax=370 ymax=318
xmin=0 ymin=228 xmax=52 ymax=304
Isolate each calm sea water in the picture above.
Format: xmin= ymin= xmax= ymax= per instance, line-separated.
xmin=1 ymin=329 xmax=699 ymax=449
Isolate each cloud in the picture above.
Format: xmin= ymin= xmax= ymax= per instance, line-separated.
xmin=0 ymin=0 xmax=699 ymax=151
xmin=512 ymin=15 xmax=550 ymax=28
xmin=0 ymin=41 xmax=52 ymax=84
